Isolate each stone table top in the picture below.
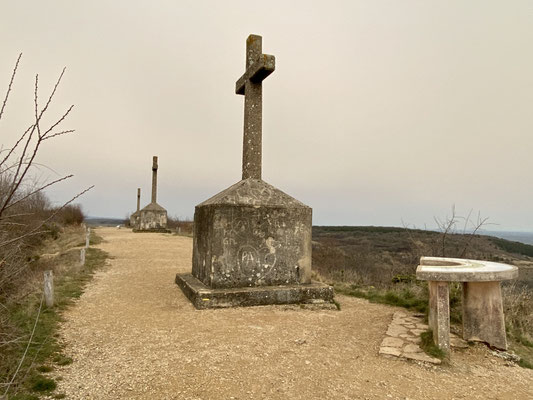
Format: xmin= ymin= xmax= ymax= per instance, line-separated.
xmin=416 ymin=256 xmax=518 ymax=282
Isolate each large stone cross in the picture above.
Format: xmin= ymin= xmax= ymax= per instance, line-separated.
xmin=235 ymin=34 xmax=275 ymax=180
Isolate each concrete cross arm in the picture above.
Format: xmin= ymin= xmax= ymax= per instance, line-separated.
xmin=235 ymin=54 xmax=276 ymax=95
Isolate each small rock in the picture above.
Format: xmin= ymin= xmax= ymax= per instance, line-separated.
xmin=403 ymin=344 xmax=422 ymax=353
xmin=381 ymin=337 xmax=404 ymax=347
xmin=402 ymin=352 xmax=442 ymax=365
xmin=379 ymin=346 xmax=402 ymax=357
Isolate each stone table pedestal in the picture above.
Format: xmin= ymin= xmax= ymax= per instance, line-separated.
xmin=417 ymin=257 xmax=518 ymax=352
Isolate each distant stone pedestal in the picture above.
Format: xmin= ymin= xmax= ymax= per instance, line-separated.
xmin=176 ymin=179 xmax=333 ymax=309
xmin=417 ymin=256 xmax=518 ymax=352
xmin=134 ymin=156 xmax=170 ymax=233
xmin=129 ymin=211 xmax=140 ymax=229
xmin=135 ymin=203 xmax=169 ymax=233
xmin=130 ymin=188 xmax=141 ymax=229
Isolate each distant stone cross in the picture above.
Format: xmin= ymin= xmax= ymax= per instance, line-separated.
xmin=235 ymin=34 xmax=275 ymax=180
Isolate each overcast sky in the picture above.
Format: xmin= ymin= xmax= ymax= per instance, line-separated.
xmin=1 ymin=1 xmax=532 ymax=231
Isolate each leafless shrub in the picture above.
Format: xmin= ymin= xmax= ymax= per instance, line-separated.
xmin=403 ymin=206 xmax=493 ymax=260
xmin=433 ymin=205 xmax=492 ymax=258
xmin=0 ymin=54 xmax=92 ymax=396
xmin=503 ymin=282 xmax=533 ymax=342
xmin=167 ymin=215 xmax=193 ymax=234
xmin=53 ymin=204 xmax=85 ymax=226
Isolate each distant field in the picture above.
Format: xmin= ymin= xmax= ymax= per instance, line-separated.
xmin=86 ymin=217 xmax=124 ymax=226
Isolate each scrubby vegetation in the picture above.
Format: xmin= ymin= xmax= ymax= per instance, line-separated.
xmin=0 ymin=227 xmax=108 ymax=397
xmin=490 ymin=237 xmax=533 ymax=258
xmin=1 ymin=54 xmax=95 ymax=397
xmin=166 ymin=216 xmax=193 ymax=236
xmin=312 ymin=224 xmax=533 ymax=367
xmin=420 ymin=331 xmax=447 ymax=360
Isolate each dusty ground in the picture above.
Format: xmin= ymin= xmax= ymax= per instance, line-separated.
xmin=53 ymin=227 xmax=533 ymax=400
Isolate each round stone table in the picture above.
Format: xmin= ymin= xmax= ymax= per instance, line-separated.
xmin=416 ymin=256 xmax=518 ymax=352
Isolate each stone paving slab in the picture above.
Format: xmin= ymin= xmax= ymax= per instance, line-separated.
xmin=379 ymin=311 xmax=442 ymax=364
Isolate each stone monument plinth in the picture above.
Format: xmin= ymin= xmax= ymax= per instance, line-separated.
xmin=129 ymin=188 xmax=141 ymax=229
xmin=135 ymin=156 xmax=169 ymax=233
xmin=176 ymin=34 xmax=333 ymax=309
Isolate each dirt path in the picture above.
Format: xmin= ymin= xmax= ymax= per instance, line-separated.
xmin=53 ymin=227 xmax=532 ymax=399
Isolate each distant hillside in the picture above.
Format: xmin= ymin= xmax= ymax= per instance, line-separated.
xmin=312 ymin=226 xmax=533 ymax=288
xmin=481 ymin=230 xmax=533 ymax=245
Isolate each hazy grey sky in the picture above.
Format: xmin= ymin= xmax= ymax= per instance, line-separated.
xmin=1 ymin=1 xmax=532 ymax=230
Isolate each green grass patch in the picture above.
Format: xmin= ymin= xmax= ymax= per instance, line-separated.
xmin=518 ymin=335 xmax=533 ymax=348
xmin=518 ymin=358 xmax=533 ymax=369
xmin=53 ymin=355 xmax=73 ymax=366
xmin=9 ymin=394 xmax=40 ymax=400
xmin=29 ymin=375 xmax=56 ymax=392
xmin=336 ymin=284 xmax=428 ymax=314
xmin=1 ymin=231 xmax=108 ymax=398
xmin=420 ymin=330 xmax=447 ymax=360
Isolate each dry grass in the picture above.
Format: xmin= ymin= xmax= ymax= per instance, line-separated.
xmin=0 ymin=227 xmax=108 ymax=398
xmin=503 ymin=282 xmax=533 ymax=351
xmin=312 ymin=226 xmax=533 ymax=368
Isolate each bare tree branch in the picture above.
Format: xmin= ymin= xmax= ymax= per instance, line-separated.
xmin=3 ymin=175 xmax=73 ymax=212
xmin=41 ymin=105 xmax=74 ymax=139
xmin=0 ymin=53 xmax=22 ymax=122
xmin=42 ymin=129 xmax=75 ymax=141
xmin=0 ymin=124 xmax=33 ymax=169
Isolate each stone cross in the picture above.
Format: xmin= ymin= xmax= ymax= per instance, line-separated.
xmin=151 ymin=156 xmax=158 ymax=203
xmin=136 ymin=188 xmax=141 ymax=212
xmin=235 ymin=34 xmax=275 ymax=180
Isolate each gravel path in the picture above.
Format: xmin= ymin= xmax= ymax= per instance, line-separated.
xmin=53 ymin=227 xmax=533 ymax=399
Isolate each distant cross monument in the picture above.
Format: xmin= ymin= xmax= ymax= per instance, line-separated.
xmin=135 ymin=156 xmax=169 ymax=232
xmin=129 ymin=188 xmax=141 ymax=229
xmin=175 ymin=35 xmax=333 ymax=309
xmin=151 ymin=157 xmax=158 ymax=203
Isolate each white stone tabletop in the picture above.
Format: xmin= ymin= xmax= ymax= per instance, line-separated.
xmin=416 ymin=256 xmax=519 ymax=282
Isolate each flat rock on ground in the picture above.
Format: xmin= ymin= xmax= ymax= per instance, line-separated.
xmin=50 ymin=228 xmax=533 ymax=399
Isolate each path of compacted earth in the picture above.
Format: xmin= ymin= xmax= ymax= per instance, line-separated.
xmin=52 ymin=228 xmax=533 ymax=400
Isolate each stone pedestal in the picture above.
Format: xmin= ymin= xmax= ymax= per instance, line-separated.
xmin=462 ymin=281 xmax=507 ymax=350
xmin=428 ymin=281 xmax=450 ymax=353
xmin=134 ymin=156 xmax=169 ymax=232
xmin=417 ymin=256 xmax=518 ymax=352
xmin=129 ymin=211 xmax=140 ymax=229
xmin=135 ymin=202 xmax=169 ymax=233
xmin=176 ymin=179 xmax=333 ymax=309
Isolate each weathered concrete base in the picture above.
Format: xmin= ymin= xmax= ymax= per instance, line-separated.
xmin=428 ymin=281 xmax=450 ymax=353
xmin=175 ymin=273 xmax=334 ymax=310
xmin=462 ymin=281 xmax=507 ymax=350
